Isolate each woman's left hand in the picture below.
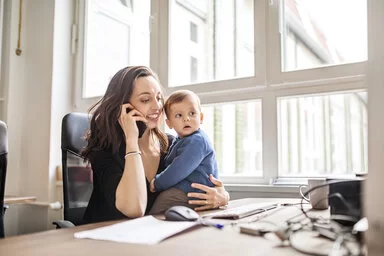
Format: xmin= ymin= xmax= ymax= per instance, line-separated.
xmin=187 ymin=174 xmax=230 ymax=211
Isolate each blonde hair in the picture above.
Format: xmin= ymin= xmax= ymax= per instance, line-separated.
xmin=164 ymin=90 xmax=201 ymax=118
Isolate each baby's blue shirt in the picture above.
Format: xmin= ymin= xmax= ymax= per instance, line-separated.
xmin=154 ymin=129 xmax=219 ymax=193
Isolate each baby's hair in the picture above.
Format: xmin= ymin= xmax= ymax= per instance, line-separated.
xmin=164 ymin=90 xmax=201 ymax=118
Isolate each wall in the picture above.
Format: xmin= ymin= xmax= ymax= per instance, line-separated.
xmin=366 ymin=0 xmax=384 ymax=254
xmin=2 ymin=0 xmax=27 ymax=235
xmin=2 ymin=0 xmax=73 ymax=236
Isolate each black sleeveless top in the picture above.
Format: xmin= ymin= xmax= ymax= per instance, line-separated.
xmin=83 ymin=134 xmax=174 ymax=224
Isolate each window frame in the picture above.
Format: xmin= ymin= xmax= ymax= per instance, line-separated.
xmin=74 ymin=0 xmax=367 ymax=185
xmin=74 ymin=0 xmax=97 ymax=111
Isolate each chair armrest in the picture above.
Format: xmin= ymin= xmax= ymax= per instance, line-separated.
xmin=52 ymin=220 xmax=75 ymax=229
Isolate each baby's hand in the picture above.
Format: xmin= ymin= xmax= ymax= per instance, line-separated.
xmin=150 ymin=178 xmax=156 ymax=192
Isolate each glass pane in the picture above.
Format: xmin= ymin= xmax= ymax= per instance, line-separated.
xmin=278 ymin=92 xmax=368 ymax=176
xmin=169 ymin=0 xmax=254 ymax=86
xmin=281 ymin=0 xmax=367 ymax=72
xmin=202 ymin=101 xmax=262 ymax=176
xmin=165 ymin=101 xmax=262 ymax=176
xmin=83 ymin=0 xmax=150 ymax=98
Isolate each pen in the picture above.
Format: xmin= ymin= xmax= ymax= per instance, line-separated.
xmin=199 ymin=219 xmax=224 ymax=229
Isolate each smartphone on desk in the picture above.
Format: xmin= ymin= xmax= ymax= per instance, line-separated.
xmin=126 ymin=107 xmax=147 ymax=138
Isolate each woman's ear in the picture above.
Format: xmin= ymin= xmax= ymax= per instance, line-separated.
xmin=165 ymin=119 xmax=173 ymax=129
xmin=200 ymin=112 xmax=204 ymax=124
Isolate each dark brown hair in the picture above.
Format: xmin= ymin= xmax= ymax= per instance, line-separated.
xmin=82 ymin=66 xmax=168 ymax=160
xmin=164 ymin=90 xmax=201 ymax=118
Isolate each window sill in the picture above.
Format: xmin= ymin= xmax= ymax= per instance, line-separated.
xmin=225 ymin=184 xmax=301 ymax=199
xmin=226 ymin=183 xmax=298 ymax=192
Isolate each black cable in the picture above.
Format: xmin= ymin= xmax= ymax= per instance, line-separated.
xmin=289 ymin=229 xmax=330 ymax=256
xmin=296 ymin=180 xmax=365 ymax=256
xmin=330 ymin=192 xmax=359 ymax=215
xmin=281 ymin=202 xmax=310 ymax=206
xmin=300 ymin=194 xmax=315 ymax=222
xmin=299 ymin=179 xmax=362 ymax=223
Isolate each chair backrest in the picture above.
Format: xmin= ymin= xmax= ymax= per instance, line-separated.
xmin=61 ymin=113 xmax=92 ymax=225
xmin=0 ymin=121 xmax=8 ymax=238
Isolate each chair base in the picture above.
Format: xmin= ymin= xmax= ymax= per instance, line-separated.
xmin=52 ymin=220 xmax=75 ymax=229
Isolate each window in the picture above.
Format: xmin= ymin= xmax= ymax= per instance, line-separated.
xmin=281 ymin=0 xmax=367 ymax=72
xmin=190 ymin=21 xmax=198 ymax=43
xmin=202 ymin=101 xmax=263 ymax=177
xmin=76 ymin=0 xmax=367 ymax=184
xmin=190 ymin=56 xmax=198 ymax=82
xmin=79 ymin=0 xmax=150 ymax=99
xmin=278 ymin=92 xmax=368 ymax=176
xmin=169 ymin=0 xmax=254 ymax=86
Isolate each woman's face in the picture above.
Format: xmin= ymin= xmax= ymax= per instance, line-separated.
xmin=129 ymin=76 xmax=164 ymax=129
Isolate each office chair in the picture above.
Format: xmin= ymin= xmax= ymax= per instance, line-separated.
xmin=53 ymin=113 xmax=93 ymax=228
xmin=0 ymin=121 xmax=8 ymax=238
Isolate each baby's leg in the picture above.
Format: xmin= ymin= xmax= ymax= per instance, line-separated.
xmin=149 ymin=188 xmax=193 ymax=215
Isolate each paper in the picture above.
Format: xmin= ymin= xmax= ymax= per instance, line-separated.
xmin=74 ymin=216 xmax=198 ymax=244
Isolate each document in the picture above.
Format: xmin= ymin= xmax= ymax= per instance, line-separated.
xmin=74 ymin=216 xmax=198 ymax=244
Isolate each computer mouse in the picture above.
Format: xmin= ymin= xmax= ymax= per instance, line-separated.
xmin=164 ymin=206 xmax=200 ymax=221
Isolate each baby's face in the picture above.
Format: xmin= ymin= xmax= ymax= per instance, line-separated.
xmin=166 ymin=95 xmax=203 ymax=138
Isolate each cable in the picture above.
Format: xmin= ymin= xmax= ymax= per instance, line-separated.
xmin=281 ymin=202 xmax=310 ymax=206
xmin=292 ymin=180 xmax=365 ymax=255
xmin=328 ymin=193 xmax=360 ymax=221
xmin=299 ymin=179 xmax=363 ymax=223
xmin=289 ymin=229 xmax=330 ymax=256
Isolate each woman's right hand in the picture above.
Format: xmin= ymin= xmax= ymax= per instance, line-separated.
xmin=119 ymin=103 xmax=147 ymax=142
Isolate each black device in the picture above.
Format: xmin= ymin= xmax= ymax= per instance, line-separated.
xmin=126 ymin=107 xmax=147 ymax=138
xmin=328 ymin=178 xmax=365 ymax=226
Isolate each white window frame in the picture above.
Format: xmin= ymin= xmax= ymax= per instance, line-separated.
xmin=74 ymin=0 xmax=367 ymax=185
xmin=74 ymin=0 xmax=96 ymax=111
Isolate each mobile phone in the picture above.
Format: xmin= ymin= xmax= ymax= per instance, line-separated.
xmin=126 ymin=108 xmax=147 ymax=138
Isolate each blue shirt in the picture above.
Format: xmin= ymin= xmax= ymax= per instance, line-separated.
xmin=154 ymin=129 xmax=219 ymax=193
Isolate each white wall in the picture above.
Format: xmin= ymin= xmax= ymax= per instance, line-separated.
xmin=366 ymin=0 xmax=384 ymax=254
xmin=2 ymin=0 xmax=27 ymax=235
xmin=2 ymin=0 xmax=73 ymax=236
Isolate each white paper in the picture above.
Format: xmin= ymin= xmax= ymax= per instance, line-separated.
xmin=74 ymin=216 xmax=198 ymax=244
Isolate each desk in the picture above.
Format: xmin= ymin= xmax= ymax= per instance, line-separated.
xmin=0 ymin=198 xmax=328 ymax=256
xmin=4 ymin=195 xmax=36 ymax=204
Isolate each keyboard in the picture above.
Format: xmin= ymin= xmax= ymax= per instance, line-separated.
xmin=202 ymin=202 xmax=279 ymax=219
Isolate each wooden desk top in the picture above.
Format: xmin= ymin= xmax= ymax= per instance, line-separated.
xmin=4 ymin=195 xmax=36 ymax=204
xmin=0 ymin=198 xmax=329 ymax=256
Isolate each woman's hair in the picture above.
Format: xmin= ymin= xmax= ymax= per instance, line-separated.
xmin=82 ymin=66 xmax=168 ymax=160
xmin=163 ymin=90 xmax=201 ymax=118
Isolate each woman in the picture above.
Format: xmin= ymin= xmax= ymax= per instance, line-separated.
xmin=82 ymin=66 xmax=229 ymax=223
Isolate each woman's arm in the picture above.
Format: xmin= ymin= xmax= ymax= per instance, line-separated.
xmin=115 ymin=104 xmax=148 ymax=217
xmin=115 ymin=145 xmax=147 ymax=218
xmin=186 ymin=174 xmax=230 ymax=211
